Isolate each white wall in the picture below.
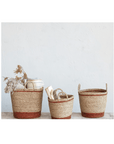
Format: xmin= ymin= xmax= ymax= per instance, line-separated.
xmin=1 ymin=23 xmax=113 ymax=113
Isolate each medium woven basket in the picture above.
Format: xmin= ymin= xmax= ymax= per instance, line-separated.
xmin=11 ymin=81 xmax=43 ymax=119
xmin=48 ymin=89 xmax=74 ymax=119
xmin=78 ymin=84 xmax=107 ymax=118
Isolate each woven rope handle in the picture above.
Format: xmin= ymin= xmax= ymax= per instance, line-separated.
xmin=24 ymin=81 xmax=35 ymax=90
xmin=78 ymin=84 xmax=81 ymax=92
xmin=53 ymin=88 xmax=64 ymax=100
xmin=106 ymin=83 xmax=107 ymax=92
xmin=58 ymin=91 xmax=68 ymax=99
xmin=54 ymin=88 xmax=63 ymax=93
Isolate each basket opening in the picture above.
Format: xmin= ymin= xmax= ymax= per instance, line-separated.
xmin=60 ymin=95 xmax=73 ymax=99
xmin=80 ymin=89 xmax=106 ymax=93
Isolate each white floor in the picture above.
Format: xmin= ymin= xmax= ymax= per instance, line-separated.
xmin=1 ymin=112 xmax=114 ymax=119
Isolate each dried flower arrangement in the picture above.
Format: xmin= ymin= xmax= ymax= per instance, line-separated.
xmin=3 ymin=65 xmax=28 ymax=93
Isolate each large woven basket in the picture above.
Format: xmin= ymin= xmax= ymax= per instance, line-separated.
xmin=78 ymin=84 xmax=107 ymax=118
xmin=48 ymin=89 xmax=74 ymax=119
xmin=11 ymin=81 xmax=43 ymax=119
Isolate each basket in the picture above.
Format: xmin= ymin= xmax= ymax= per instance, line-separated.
xmin=78 ymin=84 xmax=107 ymax=118
xmin=11 ymin=81 xmax=43 ymax=119
xmin=48 ymin=89 xmax=74 ymax=119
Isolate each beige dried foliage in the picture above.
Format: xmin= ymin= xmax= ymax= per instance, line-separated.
xmin=17 ymin=65 xmax=22 ymax=69
xmin=21 ymin=78 xmax=25 ymax=86
xmin=15 ymin=76 xmax=22 ymax=81
xmin=4 ymin=77 xmax=8 ymax=81
xmin=4 ymin=78 xmax=18 ymax=93
xmin=14 ymin=69 xmax=22 ymax=74
xmin=23 ymin=73 xmax=27 ymax=79
xmin=14 ymin=65 xmax=23 ymax=74
xmin=4 ymin=65 xmax=28 ymax=93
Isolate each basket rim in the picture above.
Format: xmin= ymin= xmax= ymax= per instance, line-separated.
xmin=78 ymin=88 xmax=107 ymax=96
xmin=14 ymin=87 xmax=44 ymax=92
xmin=48 ymin=94 xmax=74 ymax=102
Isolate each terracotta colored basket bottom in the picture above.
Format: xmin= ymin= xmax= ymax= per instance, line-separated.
xmin=51 ymin=115 xmax=71 ymax=119
xmin=82 ymin=112 xmax=104 ymax=118
xmin=13 ymin=111 xmax=41 ymax=119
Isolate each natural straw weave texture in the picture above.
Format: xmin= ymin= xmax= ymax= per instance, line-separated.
xmin=11 ymin=81 xmax=43 ymax=119
xmin=78 ymin=84 xmax=107 ymax=118
xmin=48 ymin=90 xmax=74 ymax=119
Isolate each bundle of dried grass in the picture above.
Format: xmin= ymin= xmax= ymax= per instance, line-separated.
xmin=3 ymin=65 xmax=28 ymax=93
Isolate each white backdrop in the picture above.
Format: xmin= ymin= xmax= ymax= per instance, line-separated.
xmin=1 ymin=23 xmax=113 ymax=113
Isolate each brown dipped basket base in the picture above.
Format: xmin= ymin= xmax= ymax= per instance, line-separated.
xmin=51 ymin=115 xmax=71 ymax=119
xmin=81 ymin=112 xmax=104 ymax=118
xmin=13 ymin=111 xmax=41 ymax=119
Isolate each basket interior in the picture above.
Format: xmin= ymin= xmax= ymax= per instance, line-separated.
xmin=83 ymin=89 xmax=106 ymax=93
xmin=60 ymin=95 xmax=73 ymax=99
xmin=79 ymin=89 xmax=107 ymax=95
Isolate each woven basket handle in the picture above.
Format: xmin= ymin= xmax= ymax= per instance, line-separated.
xmin=54 ymin=88 xmax=63 ymax=93
xmin=24 ymin=81 xmax=35 ymax=90
xmin=58 ymin=91 xmax=68 ymax=99
xmin=78 ymin=83 xmax=108 ymax=92
xmin=106 ymin=83 xmax=107 ymax=92
xmin=78 ymin=84 xmax=81 ymax=92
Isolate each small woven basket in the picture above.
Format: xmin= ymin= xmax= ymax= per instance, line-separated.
xmin=48 ymin=89 xmax=74 ymax=119
xmin=11 ymin=81 xmax=43 ymax=119
xmin=78 ymin=84 xmax=107 ymax=118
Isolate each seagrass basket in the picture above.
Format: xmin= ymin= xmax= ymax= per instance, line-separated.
xmin=78 ymin=84 xmax=107 ymax=118
xmin=48 ymin=89 xmax=74 ymax=119
xmin=11 ymin=81 xmax=43 ymax=119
